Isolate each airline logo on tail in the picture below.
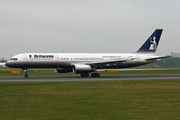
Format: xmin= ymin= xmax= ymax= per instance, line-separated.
xmin=136 ymin=29 xmax=163 ymax=53
xmin=149 ymin=36 xmax=157 ymax=51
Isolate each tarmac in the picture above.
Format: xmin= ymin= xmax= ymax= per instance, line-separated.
xmin=0 ymin=74 xmax=180 ymax=82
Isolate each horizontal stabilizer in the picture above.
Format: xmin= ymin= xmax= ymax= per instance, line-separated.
xmin=145 ymin=56 xmax=172 ymax=61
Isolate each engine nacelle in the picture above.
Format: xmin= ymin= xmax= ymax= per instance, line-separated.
xmin=55 ymin=68 xmax=72 ymax=73
xmin=73 ymin=64 xmax=94 ymax=73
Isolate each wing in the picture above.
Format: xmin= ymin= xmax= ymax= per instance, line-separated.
xmin=145 ymin=56 xmax=172 ymax=61
xmin=86 ymin=60 xmax=127 ymax=67
xmin=71 ymin=58 xmax=134 ymax=67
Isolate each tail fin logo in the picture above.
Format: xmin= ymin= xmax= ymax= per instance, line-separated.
xmin=149 ymin=36 xmax=157 ymax=51
xmin=136 ymin=29 xmax=163 ymax=53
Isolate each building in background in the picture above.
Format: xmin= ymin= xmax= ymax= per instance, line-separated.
xmin=0 ymin=57 xmax=7 ymax=63
xmin=170 ymin=52 xmax=180 ymax=58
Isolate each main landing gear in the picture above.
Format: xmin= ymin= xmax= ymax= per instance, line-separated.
xmin=91 ymin=73 xmax=100 ymax=77
xmin=80 ymin=73 xmax=100 ymax=77
xmin=81 ymin=73 xmax=89 ymax=77
xmin=80 ymin=67 xmax=100 ymax=77
xmin=22 ymin=68 xmax=28 ymax=78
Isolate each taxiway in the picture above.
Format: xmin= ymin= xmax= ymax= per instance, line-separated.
xmin=0 ymin=74 xmax=180 ymax=82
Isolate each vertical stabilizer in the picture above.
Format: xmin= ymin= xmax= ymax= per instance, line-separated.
xmin=136 ymin=29 xmax=163 ymax=53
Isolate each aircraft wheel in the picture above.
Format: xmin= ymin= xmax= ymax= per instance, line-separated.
xmin=91 ymin=73 xmax=95 ymax=77
xmin=25 ymin=74 xmax=29 ymax=78
xmin=81 ymin=73 xmax=89 ymax=77
xmin=85 ymin=73 xmax=89 ymax=77
xmin=96 ymin=73 xmax=100 ymax=77
xmin=81 ymin=73 xmax=85 ymax=77
xmin=91 ymin=73 xmax=100 ymax=77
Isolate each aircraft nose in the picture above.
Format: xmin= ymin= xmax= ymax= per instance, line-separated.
xmin=5 ymin=61 xmax=11 ymax=67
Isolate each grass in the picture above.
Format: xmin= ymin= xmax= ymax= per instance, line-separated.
xmin=1 ymin=67 xmax=180 ymax=119
xmin=0 ymin=67 xmax=180 ymax=77
xmin=0 ymin=80 xmax=180 ymax=120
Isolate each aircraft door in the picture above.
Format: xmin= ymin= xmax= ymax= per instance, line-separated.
xmin=55 ymin=55 xmax=60 ymax=63
xmin=136 ymin=55 xmax=140 ymax=63
xmin=110 ymin=57 xmax=114 ymax=60
xmin=23 ymin=55 xmax=28 ymax=63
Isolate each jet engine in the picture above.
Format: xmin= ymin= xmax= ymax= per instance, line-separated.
xmin=73 ymin=64 xmax=94 ymax=73
xmin=55 ymin=68 xmax=72 ymax=73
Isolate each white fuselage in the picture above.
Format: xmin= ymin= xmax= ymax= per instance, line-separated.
xmin=5 ymin=53 xmax=158 ymax=69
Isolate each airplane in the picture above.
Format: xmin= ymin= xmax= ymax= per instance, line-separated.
xmin=5 ymin=29 xmax=170 ymax=78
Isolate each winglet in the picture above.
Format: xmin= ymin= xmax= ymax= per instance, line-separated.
xmin=136 ymin=29 xmax=163 ymax=54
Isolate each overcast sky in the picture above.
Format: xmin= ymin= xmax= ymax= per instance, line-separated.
xmin=0 ymin=0 xmax=180 ymax=59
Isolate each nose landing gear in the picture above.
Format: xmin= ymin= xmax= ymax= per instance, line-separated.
xmin=22 ymin=68 xmax=28 ymax=78
xmin=25 ymin=73 xmax=29 ymax=78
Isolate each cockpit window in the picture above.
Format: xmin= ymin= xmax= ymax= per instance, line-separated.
xmin=10 ymin=58 xmax=18 ymax=61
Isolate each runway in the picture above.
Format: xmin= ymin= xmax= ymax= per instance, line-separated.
xmin=0 ymin=74 xmax=180 ymax=82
